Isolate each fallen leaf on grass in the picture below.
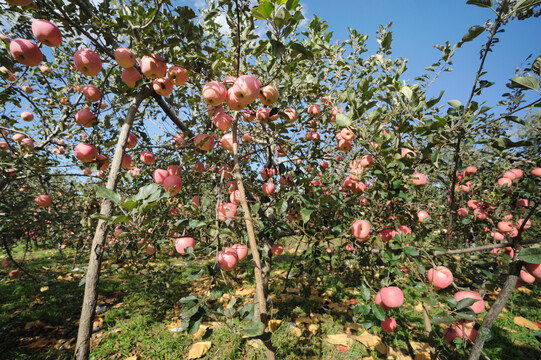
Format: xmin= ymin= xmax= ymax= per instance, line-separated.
xmin=414 ymin=303 xmax=424 ymax=312
xmin=21 ymin=337 xmax=53 ymax=350
xmin=326 ymin=334 xmax=354 ymax=347
xmin=187 ymin=341 xmax=212 ymax=359
xmin=361 ymin=357 xmax=379 ymax=360
xmin=124 ymin=356 xmax=139 ymax=360
xmin=307 ymin=323 xmax=319 ymax=335
xmin=247 ymin=339 xmax=263 ymax=348
xmin=409 ymin=341 xmax=431 ymax=360
xmin=24 ymin=320 xmax=45 ymax=331
xmin=192 ymin=325 xmax=209 ymax=338
xmin=350 ymin=331 xmax=387 ymax=354
xmin=345 ymin=322 xmax=363 ymax=332
xmin=516 ymin=287 xmax=532 ymax=295
xmin=514 ymin=316 xmax=539 ymax=330
xmin=40 ymin=286 xmax=49 ymax=292
xmin=387 ymin=347 xmax=413 ymax=359
xmin=289 ymin=325 xmax=302 ymax=337
xmin=295 ymin=317 xmax=312 ymax=325
xmin=235 ymin=287 xmax=254 ymax=297
xmin=269 ymin=320 xmax=281 ymax=332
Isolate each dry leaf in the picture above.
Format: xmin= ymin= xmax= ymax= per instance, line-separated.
xmin=326 ymin=334 xmax=354 ymax=347
xmin=247 ymin=339 xmax=263 ymax=348
xmin=410 ymin=341 xmax=431 ymax=360
xmin=186 ymin=341 xmax=212 ymax=359
xmin=235 ymin=287 xmax=254 ymax=297
xmin=310 ymin=313 xmax=322 ymax=323
xmin=124 ymin=356 xmax=139 ymax=360
xmin=269 ymin=320 xmax=281 ymax=333
xmin=295 ymin=317 xmax=312 ymax=325
xmin=361 ymin=357 xmax=379 ymax=360
xmin=307 ymin=323 xmax=319 ymax=335
xmin=192 ymin=325 xmax=209 ymax=338
xmin=40 ymin=286 xmax=49 ymax=292
xmin=21 ymin=337 xmax=52 ymax=350
xmin=388 ymin=347 xmax=413 ymax=360
xmin=287 ymin=248 xmax=296 ymax=254
xmin=516 ymin=287 xmax=532 ymax=295
xmin=289 ymin=325 xmax=302 ymax=337
xmin=513 ymin=316 xmax=539 ymax=330
xmin=350 ymin=331 xmax=387 ymax=354
xmin=414 ymin=303 xmax=424 ymax=312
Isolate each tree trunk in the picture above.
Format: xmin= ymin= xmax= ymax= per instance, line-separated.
xmin=74 ymin=86 xmax=151 ymax=360
xmin=231 ymin=114 xmax=275 ymax=360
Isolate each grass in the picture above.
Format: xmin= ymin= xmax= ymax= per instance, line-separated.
xmin=0 ymin=243 xmax=540 ymax=360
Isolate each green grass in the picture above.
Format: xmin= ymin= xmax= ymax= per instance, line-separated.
xmin=1 ymin=244 xmax=540 ymax=360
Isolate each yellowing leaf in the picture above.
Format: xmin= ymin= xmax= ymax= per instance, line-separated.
xmin=289 ymin=325 xmax=302 ymax=337
xmin=326 ymin=334 xmax=354 ymax=346
xmin=307 ymin=323 xmax=319 ymax=335
xmin=124 ymin=356 xmax=139 ymax=360
xmin=40 ymin=286 xmax=49 ymax=292
xmin=295 ymin=317 xmax=312 ymax=325
xmin=350 ymin=331 xmax=387 ymax=354
xmin=247 ymin=339 xmax=263 ymax=348
xmin=513 ymin=316 xmax=539 ymax=330
xmin=409 ymin=341 xmax=431 ymax=360
xmin=235 ymin=287 xmax=254 ymax=297
xmin=269 ymin=320 xmax=281 ymax=333
xmin=388 ymin=347 xmax=413 ymax=359
xmin=187 ymin=341 xmax=212 ymax=359
xmin=192 ymin=325 xmax=209 ymax=338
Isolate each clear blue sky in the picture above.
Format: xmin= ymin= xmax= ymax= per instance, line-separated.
xmin=298 ymin=0 xmax=540 ymax=108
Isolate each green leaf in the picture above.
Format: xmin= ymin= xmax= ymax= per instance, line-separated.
xmin=335 ymin=113 xmax=352 ymax=128
xmin=513 ymin=0 xmax=541 ymax=13
xmin=274 ymin=6 xmax=290 ymax=28
xmin=252 ymin=1 xmax=273 ymax=20
xmin=300 ymin=208 xmax=314 ymax=223
xmin=289 ymin=42 xmax=313 ymax=59
xmin=456 ymin=298 xmax=478 ymax=310
xmin=400 ymin=86 xmax=412 ymax=100
xmin=90 ymin=214 xmax=113 ymax=222
xmin=372 ymin=304 xmax=386 ymax=321
xmin=461 ymin=25 xmax=485 ymax=43
xmin=448 ymin=100 xmax=462 ymax=109
xmin=404 ymin=246 xmax=419 ymax=257
xmin=242 ymin=320 xmax=265 ymax=337
xmin=433 ymin=312 xmax=455 ymax=325
xmin=353 ymin=304 xmax=370 ymax=316
xmin=178 ymin=295 xmax=198 ymax=303
xmin=286 ymin=0 xmax=300 ymax=10
xmin=518 ymin=248 xmax=541 ymax=264
xmin=509 ymin=75 xmax=539 ymax=90
xmin=96 ymin=186 xmax=121 ymax=203
xmin=360 ymin=283 xmax=371 ymax=301
xmin=112 ymin=215 xmax=131 ymax=224
xmin=466 ymin=0 xmax=493 ymax=8
xmin=120 ymin=199 xmax=138 ymax=210
xmin=532 ymin=54 xmax=541 ymax=76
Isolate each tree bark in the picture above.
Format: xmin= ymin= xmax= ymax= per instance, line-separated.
xmin=231 ymin=114 xmax=275 ymax=360
xmin=74 ymin=86 xmax=151 ymax=360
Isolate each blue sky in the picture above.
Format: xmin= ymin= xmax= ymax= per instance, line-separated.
xmin=298 ymin=0 xmax=540 ymax=108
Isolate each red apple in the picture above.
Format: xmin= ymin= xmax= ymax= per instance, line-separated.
xmin=153 ymin=77 xmax=173 ymax=96
xmin=259 ymin=85 xmax=279 ymax=105
xmin=20 ymin=111 xmax=33 ymax=121
xmin=351 ymin=219 xmax=370 ymax=242
xmin=140 ymin=151 xmax=155 ymax=165
xmin=153 ymin=169 xmax=168 ymax=185
xmin=126 ymin=133 xmax=137 ymax=149
xmin=82 ymin=84 xmax=102 ymax=102
xmin=379 ymin=286 xmax=404 ymax=308
xmin=232 ymin=75 xmax=261 ymax=105
xmin=410 ymin=173 xmax=427 ymax=186
xmin=454 ymin=291 xmax=485 ymax=314
xmin=168 ymin=66 xmax=188 ymax=86
xmin=203 ymin=81 xmax=227 ymax=105
xmin=140 ymin=54 xmax=167 ymax=79
xmin=32 ymin=19 xmax=62 ymax=47
xmin=232 ymin=244 xmax=248 ymax=260
xmin=194 ymin=134 xmax=215 ymax=151
xmin=217 ymin=248 xmax=238 ymax=271
xmin=73 ymin=48 xmax=102 ymax=76
xmin=75 ymin=143 xmax=97 ymax=162
xmin=146 ymin=245 xmax=156 ymax=255
xmin=262 ymin=182 xmax=275 ymax=195
xmin=35 ymin=194 xmax=52 ymax=207
xmin=271 ymin=244 xmax=284 ymax=255
xmin=121 ymin=67 xmax=142 ymax=88
xmin=428 ymin=266 xmax=454 ymax=290
xmin=10 ymin=39 xmax=43 ymax=66
xmin=219 ymin=133 xmax=234 ymax=151
xmin=121 ymin=153 xmax=132 ymax=169
xmin=175 ymin=237 xmax=195 ymax=254
xmin=307 ymin=104 xmax=321 ymax=117
xmin=381 ymin=317 xmax=397 ymax=332
xmin=114 ymin=47 xmax=136 ymax=68
xmin=520 ymin=269 xmax=535 ymax=284
xmin=375 ymin=291 xmax=391 ymax=311
xmin=75 ymin=108 xmax=96 ymax=127
xmin=283 ymin=108 xmax=297 ymax=123
xmin=217 ymin=203 xmax=237 ymax=221
xmin=417 ymin=210 xmax=429 ymax=223
xmin=525 ymin=263 xmax=541 ymax=280
xmin=96 ymin=154 xmax=109 ymax=170
xmin=531 ymin=168 xmax=541 ymax=177
xmin=213 ymin=112 xmax=233 ymax=131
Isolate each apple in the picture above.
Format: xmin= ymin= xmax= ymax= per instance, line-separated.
xmin=307 ymin=104 xmax=321 ymax=117
xmin=232 ymin=244 xmax=248 ymax=260
xmin=153 ymin=169 xmax=168 ymax=184
xmin=410 ymin=173 xmax=427 ymax=186
xmin=8 ymin=269 xmax=19 ymax=278
xmin=262 ymin=182 xmax=275 ymax=195
xmin=516 ymin=199 xmax=529 ymax=208
xmin=194 ymin=134 xmax=215 ymax=151
xmin=168 ymin=66 xmax=188 ymax=86
xmin=126 ymin=133 xmax=137 ymax=149
xmin=73 ymin=48 xmax=102 ymax=76
xmin=337 ymin=139 xmax=351 ymax=151
xmin=531 ymin=168 xmax=541 ymax=177
xmin=340 ymin=128 xmax=355 ymax=141
xmin=351 ymin=219 xmax=370 ymax=242
xmin=10 ymin=39 xmax=42 ymax=66
xmin=114 ymin=47 xmax=136 ymax=68
xmin=374 ymin=290 xmax=391 ymax=311
xmin=192 ymin=195 xmax=201 ymax=208
xmin=515 ymin=218 xmax=531 ymax=230
xmin=75 ymin=143 xmax=97 ymax=162
xmin=1 ymin=259 xmax=13 ymax=268
xmin=153 ymin=77 xmax=173 ymax=96
xmin=82 ymin=84 xmax=102 ymax=102
xmin=0 ymin=66 xmax=16 ymax=81
xmin=417 ymin=210 xmax=429 ymax=223
xmin=360 ymin=154 xmax=374 ymax=168
xmin=140 ymin=54 xmax=167 ymax=79
xmin=491 ymin=231 xmax=504 ymax=241
xmin=242 ymin=133 xmax=252 ymax=143
xmin=473 ymin=209 xmax=487 ymax=221
xmin=175 ymin=237 xmax=195 ymax=254
xmin=20 ymin=111 xmax=33 ymax=122
xmin=0 ymin=141 xmax=8 ymax=150
xmin=213 ymin=112 xmax=233 ymax=131
xmin=167 ymin=165 xmax=181 ymax=176
xmin=496 ymin=177 xmax=512 ymax=187
xmin=39 ymin=65 xmax=51 ymax=73
xmin=217 ymin=248 xmax=238 ymax=271
xmin=467 ymin=199 xmax=480 ymax=209
xmin=520 ymin=269 xmax=535 ymax=284
xmin=129 ymin=167 xmax=141 ymax=177
xmin=454 ymin=291 xmax=485 ymax=314
xmin=283 ymin=108 xmax=297 ymax=122
xmin=242 ymin=110 xmax=256 ymax=122
xmin=140 ymin=151 xmax=155 ymax=165
xmin=172 ymin=133 xmax=187 ymax=148
xmin=497 ymin=221 xmax=513 ymax=233
xmin=121 ymin=153 xmax=132 ymax=169
xmin=232 ymin=75 xmax=261 ymax=105
xmin=525 ymin=263 xmax=541 ymax=280
xmin=444 ymin=322 xmax=477 ymax=344
xmin=75 ymin=109 xmax=96 ymax=127
xmin=217 ymin=203 xmax=237 ymax=221
xmin=203 ymin=81 xmax=227 ymax=105
xmin=96 ymin=154 xmax=109 ymax=170
xmin=401 ymin=148 xmax=416 ymax=158
xmin=122 ymin=67 xmax=142 ymax=88
xmin=226 ymin=86 xmax=246 ymax=110
xmin=220 ymin=133 xmax=234 ymax=152
xmin=193 ymin=162 xmax=205 ymax=173
xmin=259 ymin=85 xmax=279 ymax=105
xmin=35 ymin=194 xmax=52 ymax=207
xmin=271 ymin=244 xmax=284 ymax=255
xmin=32 ymin=19 xmax=62 ymax=47
xmin=83 ymin=167 xmax=92 ymax=176
xmin=381 ymin=317 xmax=397 ymax=332
xmin=230 ymin=190 xmax=241 ymax=205
xmin=428 ymin=266 xmax=454 ymax=290
xmin=146 ymin=245 xmax=156 ymax=255
xmin=379 ymin=286 xmax=404 ymax=308
xmin=22 ymin=86 xmax=33 ymax=94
